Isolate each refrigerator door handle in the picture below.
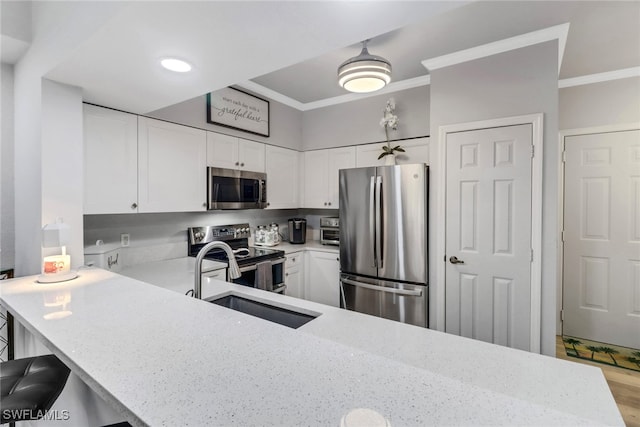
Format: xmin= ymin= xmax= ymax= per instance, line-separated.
xmin=341 ymin=278 xmax=423 ymax=297
xmin=369 ymin=176 xmax=377 ymax=268
xmin=375 ymin=176 xmax=383 ymax=269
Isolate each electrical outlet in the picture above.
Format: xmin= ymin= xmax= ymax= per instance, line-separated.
xmin=121 ymin=233 xmax=130 ymax=247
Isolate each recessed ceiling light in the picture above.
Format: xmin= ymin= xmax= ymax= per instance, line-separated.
xmin=161 ymin=58 xmax=192 ymax=73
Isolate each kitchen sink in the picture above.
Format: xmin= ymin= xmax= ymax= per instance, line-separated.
xmin=209 ymin=295 xmax=317 ymax=329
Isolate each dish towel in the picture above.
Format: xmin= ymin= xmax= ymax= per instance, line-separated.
xmin=255 ymin=261 xmax=273 ymax=291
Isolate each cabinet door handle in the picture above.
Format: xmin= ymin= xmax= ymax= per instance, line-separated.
xmin=235 ymin=162 xmax=239 ymax=166
xmin=328 ymin=202 xmax=332 ymax=206
xmin=240 ymin=162 xmax=245 ymax=167
xmin=285 ymin=273 xmax=289 ymax=277
xmin=324 ymin=202 xmax=327 ymax=206
xmin=131 ymin=203 xmax=138 ymax=210
xmin=202 ymin=202 xmax=207 ymax=208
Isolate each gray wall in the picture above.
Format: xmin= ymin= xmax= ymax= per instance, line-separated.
xmin=302 ymin=85 xmax=430 ymax=150
xmin=1 ymin=64 xmax=15 ymax=271
xmin=559 ymin=77 xmax=640 ymax=130
xmin=84 ymin=210 xmax=299 ymax=249
xmin=147 ymin=89 xmax=304 ymax=151
xmin=429 ymin=41 xmax=559 ymax=356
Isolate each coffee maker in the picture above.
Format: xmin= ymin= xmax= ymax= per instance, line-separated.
xmin=287 ymin=218 xmax=306 ymax=244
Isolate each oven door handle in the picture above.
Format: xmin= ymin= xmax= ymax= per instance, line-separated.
xmin=340 ymin=278 xmax=423 ymax=297
xmin=238 ymin=257 xmax=285 ymax=273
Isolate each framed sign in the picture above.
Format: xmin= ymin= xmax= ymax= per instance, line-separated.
xmin=206 ymin=87 xmax=270 ymax=137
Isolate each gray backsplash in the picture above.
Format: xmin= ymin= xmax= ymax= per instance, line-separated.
xmin=83 ymin=209 xmax=337 ymax=251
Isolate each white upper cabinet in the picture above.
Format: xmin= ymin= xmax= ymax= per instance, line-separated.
xmin=83 ymin=104 xmax=139 ymax=214
xmin=304 ymin=147 xmax=355 ymax=209
xmin=265 ymin=145 xmax=299 ymax=209
xmin=206 ymin=132 xmax=265 ymax=173
xmin=355 ymin=137 xmax=430 ymax=168
xmin=138 ymin=117 xmax=207 ymax=213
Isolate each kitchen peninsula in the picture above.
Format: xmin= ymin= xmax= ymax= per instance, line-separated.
xmin=0 ymin=269 xmax=623 ymax=426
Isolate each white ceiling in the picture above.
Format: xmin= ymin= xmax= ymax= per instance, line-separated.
xmin=38 ymin=1 xmax=466 ymax=114
xmin=251 ymin=1 xmax=640 ymax=105
xmin=3 ymin=1 xmax=639 ymax=114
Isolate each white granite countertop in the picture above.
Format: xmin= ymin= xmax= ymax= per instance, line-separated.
xmin=0 ymin=269 xmax=623 ymax=426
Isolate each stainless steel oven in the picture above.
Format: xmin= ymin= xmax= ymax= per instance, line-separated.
xmin=230 ymin=257 xmax=286 ymax=293
xmin=188 ymin=224 xmax=286 ymax=294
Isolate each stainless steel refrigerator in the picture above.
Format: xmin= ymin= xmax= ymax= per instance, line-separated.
xmin=339 ymin=163 xmax=428 ymax=327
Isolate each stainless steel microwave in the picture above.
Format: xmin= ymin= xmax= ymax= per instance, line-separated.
xmin=207 ymin=167 xmax=267 ymax=210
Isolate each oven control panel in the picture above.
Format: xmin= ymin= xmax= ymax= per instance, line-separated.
xmin=189 ymin=224 xmax=251 ymax=244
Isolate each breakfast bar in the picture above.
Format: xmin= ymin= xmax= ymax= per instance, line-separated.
xmin=0 ymin=268 xmax=624 ymax=426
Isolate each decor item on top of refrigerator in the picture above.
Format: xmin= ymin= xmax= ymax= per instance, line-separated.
xmin=339 ymin=164 xmax=428 ymax=327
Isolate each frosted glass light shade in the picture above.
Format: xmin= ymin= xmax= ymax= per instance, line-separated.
xmin=338 ymin=43 xmax=391 ymax=93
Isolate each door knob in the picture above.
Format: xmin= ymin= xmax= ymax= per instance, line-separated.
xmin=449 ymin=256 xmax=465 ymax=265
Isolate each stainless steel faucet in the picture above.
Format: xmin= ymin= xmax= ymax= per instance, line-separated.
xmin=194 ymin=241 xmax=241 ymax=299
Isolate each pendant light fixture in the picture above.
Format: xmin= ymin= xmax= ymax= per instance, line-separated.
xmin=337 ymin=39 xmax=392 ymax=93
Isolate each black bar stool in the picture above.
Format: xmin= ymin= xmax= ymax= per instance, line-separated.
xmin=1 ymin=354 xmax=70 ymax=425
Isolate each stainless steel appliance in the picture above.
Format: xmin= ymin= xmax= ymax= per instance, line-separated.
xmin=320 ymin=217 xmax=339 ymax=246
xmin=287 ymin=218 xmax=306 ymax=244
xmin=339 ymin=164 xmax=429 ymax=327
xmin=207 ymin=167 xmax=267 ymax=210
xmin=188 ymin=224 xmax=285 ymax=293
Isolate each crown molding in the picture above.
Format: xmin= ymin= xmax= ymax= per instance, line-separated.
xmin=421 ymin=23 xmax=569 ymax=74
xmin=558 ymin=66 xmax=640 ymax=88
xmin=238 ymin=75 xmax=430 ymax=112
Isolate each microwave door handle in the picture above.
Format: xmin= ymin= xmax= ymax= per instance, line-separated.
xmin=259 ymin=179 xmax=265 ymax=203
xmin=369 ymin=176 xmax=377 ymax=268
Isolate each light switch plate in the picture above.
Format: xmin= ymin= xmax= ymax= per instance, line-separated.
xmin=121 ymin=233 xmax=130 ymax=247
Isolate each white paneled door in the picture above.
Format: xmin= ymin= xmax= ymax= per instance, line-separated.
xmin=563 ymin=129 xmax=640 ymax=349
xmin=445 ymin=124 xmax=533 ymax=351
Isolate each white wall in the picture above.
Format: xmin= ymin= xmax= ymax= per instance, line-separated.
xmin=302 ymin=86 xmax=430 ymax=150
xmin=41 ymin=79 xmax=84 ymax=268
xmin=559 ymin=77 xmax=640 ymax=130
xmin=429 ymin=41 xmax=559 ymax=356
xmin=13 ymin=1 xmax=125 ymax=276
xmin=147 ymin=89 xmax=304 ymax=151
xmin=1 ymin=64 xmax=15 ymax=271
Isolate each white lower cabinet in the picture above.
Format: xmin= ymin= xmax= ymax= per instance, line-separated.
xmin=284 ymin=252 xmax=304 ymax=299
xmin=305 ymin=250 xmax=340 ymax=307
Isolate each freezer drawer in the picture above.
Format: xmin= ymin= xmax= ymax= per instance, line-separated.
xmin=340 ymin=274 xmax=428 ymax=328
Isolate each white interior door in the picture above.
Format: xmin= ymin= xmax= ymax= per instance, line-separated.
xmin=445 ymin=124 xmax=533 ymax=351
xmin=563 ymin=129 xmax=640 ymax=349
